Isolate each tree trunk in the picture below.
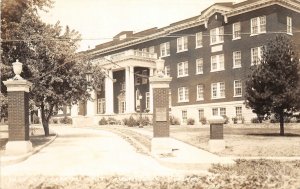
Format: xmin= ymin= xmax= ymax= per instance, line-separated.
xmin=41 ymin=102 xmax=50 ymax=136
xmin=279 ymin=113 xmax=284 ymax=136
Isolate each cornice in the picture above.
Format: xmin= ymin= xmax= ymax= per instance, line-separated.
xmin=89 ymin=0 xmax=300 ymax=57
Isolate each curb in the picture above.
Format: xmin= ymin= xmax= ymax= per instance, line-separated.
xmin=0 ymin=132 xmax=57 ymax=166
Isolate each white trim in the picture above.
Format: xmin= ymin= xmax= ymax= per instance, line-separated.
xmin=177 ymin=61 xmax=189 ymax=77
xmin=211 ymin=54 xmax=225 ymax=72
xmin=160 ymin=42 xmax=170 ymax=57
xmin=178 ymin=87 xmax=189 ymax=103
xmin=195 ymin=32 xmax=203 ymax=48
xmin=177 ymin=36 xmax=188 ymax=53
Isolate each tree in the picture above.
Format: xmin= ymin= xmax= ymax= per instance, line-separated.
xmin=1 ymin=0 xmax=104 ymax=136
xmin=245 ymin=35 xmax=300 ymax=136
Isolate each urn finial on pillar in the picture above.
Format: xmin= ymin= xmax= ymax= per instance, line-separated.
xmin=12 ymin=59 xmax=24 ymax=80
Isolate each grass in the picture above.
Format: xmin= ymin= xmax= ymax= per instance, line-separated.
xmin=168 ymin=124 xmax=300 ymax=157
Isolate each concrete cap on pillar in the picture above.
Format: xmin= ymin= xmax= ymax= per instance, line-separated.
xmin=208 ymin=115 xmax=225 ymax=124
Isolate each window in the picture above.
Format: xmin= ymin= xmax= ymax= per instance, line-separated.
xmin=121 ymin=83 xmax=126 ymax=91
xmin=211 ymin=82 xmax=225 ymax=99
xmin=197 ymin=84 xmax=204 ymax=101
xmin=177 ymin=61 xmax=188 ymax=77
xmin=251 ymin=47 xmax=262 ymax=65
xmin=232 ymin=22 xmax=241 ymax=39
xmin=287 ymin=16 xmax=292 ymax=34
xmin=236 ymin=106 xmax=243 ymax=120
xmin=120 ymin=101 xmax=126 ymax=113
xmin=182 ymin=110 xmax=187 ymax=124
xmin=97 ymin=98 xmax=105 ymax=114
xmin=198 ymin=109 xmax=204 ymax=122
xmin=160 ymin=42 xmax=170 ymax=57
xmin=145 ymin=92 xmax=150 ymax=110
xmin=233 ymin=51 xmax=241 ymax=68
xmin=220 ymin=108 xmax=226 ymax=116
xmin=196 ymin=58 xmax=203 ymax=74
xmin=149 ymin=46 xmax=155 ymax=53
xmin=210 ymin=26 xmax=224 ymax=44
xmin=178 ymin=87 xmax=189 ymax=102
xmin=212 ymin=107 xmax=226 ymax=116
xmin=165 ymin=65 xmax=170 ymax=77
xmin=234 ymin=80 xmax=242 ymax=97
xmin=196 ymin=32 xmax=203 ymax=48
xmin=251 ymin=16 xmax=266 ymax=35
xmin=177 ymin=36 xmax=188 ymax=52
xmin=142 ymin=70 xmax=148 ymax=84
xmin=211 ymin=54 xmax=224 ymax=72
xmin=135 ymin=71 xmax=141 ymax=85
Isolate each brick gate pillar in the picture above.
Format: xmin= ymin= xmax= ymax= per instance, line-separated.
xmin=149 ymin=59 xmax=172 ymax=156
xmin=3 ymin=60 xmax=33 ymax=155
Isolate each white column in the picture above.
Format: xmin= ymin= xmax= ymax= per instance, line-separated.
xmin=71 ymin=104 xmax=79 ymax=117
xmin=125 ymin=67 xmax=131 ymax=113
xmin=105 ymin=69 xmax=114 ymax=114
xmin=149 ymin=68 xmax=154 ymax=113
xmin=129 ymin=66 xmax=135 ymax=112
xmin=86 ymin=89 xmax=96 ymax=116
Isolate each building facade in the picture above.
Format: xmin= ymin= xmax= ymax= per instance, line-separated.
xmin=71 ymin=0 xmax=300 ymax=126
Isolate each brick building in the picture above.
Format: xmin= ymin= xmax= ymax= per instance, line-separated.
xmin=71 ymin=0 xmax=300 ymax=126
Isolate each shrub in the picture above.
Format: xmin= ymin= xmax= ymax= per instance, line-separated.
xmin=139 ymin=116 xmax=151 ymax=126
xmin=122 ymin=118 xmax=128 ymax=126
xmin=107 ymin=117 xmax=117 ymax=125
xmin=222 ymin=115 xmax=229 ymax=124
xmin=99 ymin=117 xmax=108 ymax=125
xmin=290 ymin=117 xmax=298 ymax=123
xmin=187 ymin=118 xmax=195 ymax=125
xmin=200 ymin=117 xmax=207 ymax=125
xmin=52 ymin=118 xmax=58 ymax=124
xmin=232 ymin=117 xmax=238 ymax=124
xmin=251 ymin=117 xmax=261 ymax=123
xmin=126 ymin=116 xmax=138 ymax=127
xmin=169 ymin=116 xmax=180 ymax=125
xmin=59 ymin=117 xmax=72 ymax=124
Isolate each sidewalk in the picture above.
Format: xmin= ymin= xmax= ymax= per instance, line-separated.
xmin=126 ymin=127 xmax=235 ymax=170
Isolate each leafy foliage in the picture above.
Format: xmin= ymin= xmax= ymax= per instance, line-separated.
xmin=1 ymin=1 xmax=104 ymax=135
xmin=245 ymin=35 xmax=300 ymax=135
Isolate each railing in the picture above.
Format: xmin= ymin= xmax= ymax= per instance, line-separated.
xmin=92 ymin=49 xmax=157 ymax=64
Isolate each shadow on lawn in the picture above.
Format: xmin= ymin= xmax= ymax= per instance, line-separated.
xmin=247 ymin=133 xmax=300 ymax=137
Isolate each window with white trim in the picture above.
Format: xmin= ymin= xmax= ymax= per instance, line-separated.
xmin=182 ymin=110 xmax=187 ymax=124
xmin=198 ymin=109 xmax=204 ymax=122
xmin=212 ymin=107 xmax=226 ymax=116
xmin=120 ymin=101 xmax=126 ymax=113
xmin=236 ymin=106 xmax=243 ymax=120
xmin=142 ymin=70 xmax=148 ymax=84
xmin=197 ymin=84 xmax=204 ymax=101
xmin=210 ymin=26 xmax=224 ymax=45
xmin=233 ymin=51 xmax=241 ymax=68
xmin=165 ymin=65 xmax=170 ymax=77
xmin=232 ymin=22 xmax=241 ymax=39
xmin=177 ymin=36 xmax=188 ymax=52
xmin=145 ymin=92 xmax=150 ymax=110
xmin=178 ymin=87 xmax=189 ymax=102
xmin=196 ymin=32 xmax=203 ymax=48
xmin=135 ymin=71 xmax=141 ymax=85
xmin=234 ymin=80 xmax=242 ymax=97
xmin=287 ymin=16 xmax=292 ymax=34
xmin=211 ymin=54 xmax=224 ymax=72
xmin=97 ymin=98 xmax=105 ymax=114
xmin=177 ymin=61 xmax=188 ymax=77
xmin=160 ymin=42 xmax=170 ymax=57
xmin=251 ymin=16 xmax=266 ymax=35
xmin=196 ymin=58 xmax=203 ymax=74
xmin=251 ymin=47 xmax=262 ymax=65
xmin=211 ymin=82 xmax=225 ymax=99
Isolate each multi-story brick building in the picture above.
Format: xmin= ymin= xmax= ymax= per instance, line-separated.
xmin=71 ymin=0 xmax=300 ymax=126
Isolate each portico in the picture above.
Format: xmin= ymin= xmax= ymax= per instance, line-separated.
xmin=71 ymin=49 xmax=157 ymax=125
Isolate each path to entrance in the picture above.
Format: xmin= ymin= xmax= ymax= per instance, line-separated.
xmin=1 ymin=126 xmax=190 ymax=179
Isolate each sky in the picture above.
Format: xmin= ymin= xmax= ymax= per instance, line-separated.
xmin=40 ymin=0 xmax=221 ymax=52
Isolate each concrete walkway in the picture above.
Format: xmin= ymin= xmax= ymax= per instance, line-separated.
xmin=1 ymin=126 xmax=201 ymax=181
xmin=127 ymin=127 xmax=234 ymax=170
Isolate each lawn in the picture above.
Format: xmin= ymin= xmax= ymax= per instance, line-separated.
xmin=141 ymin=123 xmax=300 ymax=157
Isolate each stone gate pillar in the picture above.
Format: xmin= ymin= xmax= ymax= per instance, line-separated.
xmin=208 ymin=115 xmax=225 ymax=152
xmin=149 ymin=59 xmax=172 ymax=156
xmin=3 ymin=60 xmax=33 ymax=155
